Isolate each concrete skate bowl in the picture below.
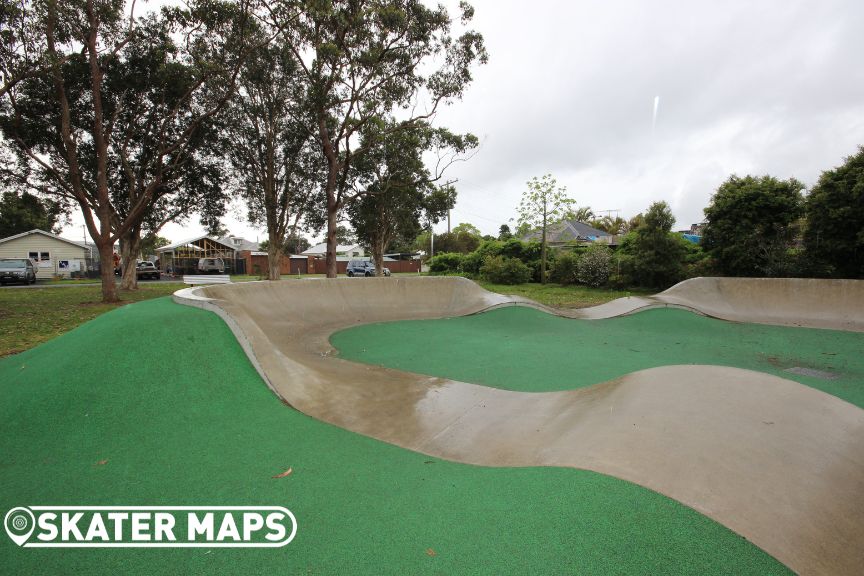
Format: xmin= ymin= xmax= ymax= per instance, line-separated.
xmin=174 ymin=276 xmax=864 ymax=575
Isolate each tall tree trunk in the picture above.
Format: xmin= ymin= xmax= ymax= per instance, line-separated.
xmin=119 ymin=225 xmax=141 ymax=290
xmin=373 ymin=237 xmax=385 ymax=277
xmin=325 ymin=199 xmax=338 ymax=278
xmin=267 ymin=228 xmax=282 ymax=281
xmin=319 ymin=118 xmax=340 ymax=279
xmin=96 ymin=238 xmax=118 ymax=303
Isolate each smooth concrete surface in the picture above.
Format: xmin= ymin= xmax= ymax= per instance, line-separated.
xmin=174 ymin=276 xmax=864 ymax=575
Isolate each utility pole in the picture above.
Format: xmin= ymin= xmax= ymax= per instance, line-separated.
xmin=447 ymin=209 xmax=451 ymax=234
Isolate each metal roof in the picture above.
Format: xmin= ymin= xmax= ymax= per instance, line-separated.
xmin=521 ymin=219 xmax=610 ymax=243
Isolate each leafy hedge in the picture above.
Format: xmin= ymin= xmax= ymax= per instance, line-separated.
xmin=480 ymin=255 xmax=533 ymax=285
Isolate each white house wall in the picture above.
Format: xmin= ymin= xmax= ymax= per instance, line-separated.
xmin=0 ymin=235 xmax=89 ymax=278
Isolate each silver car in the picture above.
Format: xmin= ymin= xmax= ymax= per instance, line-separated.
xmin=0 ymin=258 xmax=37 ymax=285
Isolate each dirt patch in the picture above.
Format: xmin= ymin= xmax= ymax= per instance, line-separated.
xmin=77 ymin=301 xmax=132 ymax=308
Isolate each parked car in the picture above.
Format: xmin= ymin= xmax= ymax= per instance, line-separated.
xmin=136 ymin=261 xmax=161 ymax=280
xmin=197 ymin=257 xmax=225 ymax=274
xmin=0 ymin=258 xmax=37 ymax=285
xmin=346 ymin=260 xmax=390 ymax=277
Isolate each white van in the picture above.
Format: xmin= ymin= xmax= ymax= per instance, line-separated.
xmin=197 ymin=257 xmax=225 ymax=274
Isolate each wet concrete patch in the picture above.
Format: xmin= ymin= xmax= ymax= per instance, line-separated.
xmin=784 ymin=366 xmax=840 ymax=380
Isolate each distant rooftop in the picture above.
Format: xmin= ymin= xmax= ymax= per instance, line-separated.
xmin=521 ymin=219 xmax=610 ymax=243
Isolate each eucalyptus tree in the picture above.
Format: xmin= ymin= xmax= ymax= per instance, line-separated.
xmin=266 ymin=0 xmax=487 ymax=277
xmin=348 ymin=121 xmax=473 ymax=275
xmin=0 ymin=0 xmax=261 ymax=301
xmin=223 ymin=26 xmax=323 ymax=280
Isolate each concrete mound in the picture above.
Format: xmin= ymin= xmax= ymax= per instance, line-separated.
xmin=174 ymin=276 xmax=864 ymax=575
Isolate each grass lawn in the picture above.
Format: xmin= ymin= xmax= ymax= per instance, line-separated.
xmin=332 ymin=306 xmax=864 ymax=408
xmin=0 ymin=283 xmax=184 ymax=356
xmin=0 ymin=297 xmax=791 ymax=574
xmin=476 ymin=280 xmax=650 ymax=308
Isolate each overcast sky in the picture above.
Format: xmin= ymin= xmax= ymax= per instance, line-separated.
xmin=63 ymin=0 xmax=864 ymax=243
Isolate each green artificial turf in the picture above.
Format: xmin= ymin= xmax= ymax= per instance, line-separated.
xmin=332 ymin=306 xmax=864 ymax=408
xmin=0 ymin=298 xmax=790 ymax=574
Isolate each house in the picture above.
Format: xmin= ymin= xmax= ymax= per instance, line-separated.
xmin=217 ymin=235 xmax=260 ymax=252
xmin=300 ymin=243 xmax=365 ymax=258
xmin=156 ymin=235 xmax=244 ymax=275
xmin=0 ymin=229 xmax=92 ymax=279
xmin=520 ymin=219 xmax=610 ymax=247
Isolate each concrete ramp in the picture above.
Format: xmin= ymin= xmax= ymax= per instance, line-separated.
xmin=174 ymin=276 xmax=864 ymax=575
xmin=654 ymin=277 xmax=864 ymax=330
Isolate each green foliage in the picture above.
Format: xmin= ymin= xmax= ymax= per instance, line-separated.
xmin=589 ymin=215 xmax=628 ymax=235
xmin=452 ymin=222 xmax=481 ymax=237
xmin=498 ymin=224 xmax=512 ymax=240
xmin=567 ymin=206 xmax=595 ymax=222
xmin=460 ymin=250 xmax=483 ymax=275
xmin=428 ymin=252 xmax=464 ymax=274
xmin=480 ymin=255 xmax=532 ymax=285
xmin=433 ymin=230 xmax=480 ymax=253
xmin=577 ymin=244 xmax=612 ymax=287
xmin=258 ymin=234 xmax=310 ymax=256
xmin=551 ymin=251 xmax=580 ymax=285
xmin=139 ymin=233 xmax=170 ymax=258
xmin=350 ymin=120 xmax=469 ymax=274
xmin=680 ymin=238 xmax=713 ymax=279
xmin=702 ymin=175 xmax=805 ymax=277
xmin=0 ymin=191 xmax=66 ymax=237
xmin=803 ymin=147 xmax=864 ymax=278
xmin=620 ymin=202 xmax=687 ymax=288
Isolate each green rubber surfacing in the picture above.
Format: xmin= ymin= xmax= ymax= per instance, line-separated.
xmin=332 ymin=305 xmax=864 ymax=408
xmin=0 ymin=298 xmax=791 ymax=574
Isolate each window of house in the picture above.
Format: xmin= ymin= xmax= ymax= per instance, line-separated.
xmin=28 ymin=251 xmax=50 ymax=262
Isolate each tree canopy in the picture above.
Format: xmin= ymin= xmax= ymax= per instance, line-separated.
xmin=702 ymin=175 xmax=805 ymax=277
xmin=0 ymin=0 xmax=259 ymax=300
xmin=804 ymin=147 xmax=864 ymax=278
xmin=0 ymin=190 xmax=66 ymax=237
xmin=620 ymin=201 xmax=686 ymax=288
xmin=267 ymin=0 xmax=487 ymax=277
xmin=348 ymin=121 xmax=465 ymax=274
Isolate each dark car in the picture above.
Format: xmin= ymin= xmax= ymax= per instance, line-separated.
xmin=345 ymin=260 xmax=390 ymax=277
xmin=0 ymin=258 xmax=37 ymax=285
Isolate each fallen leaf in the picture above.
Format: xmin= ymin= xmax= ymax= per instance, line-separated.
xmin=426 ymin=548 xmax=436 ymax=557
xmin=272 ymin=467 xmax=293 ymax=478
xmin=96 ymin=459 xmax=108 ymax=466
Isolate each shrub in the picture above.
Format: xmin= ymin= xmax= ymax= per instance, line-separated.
xmin=480 ymin=255 xmax=532 ymax=285
xmin=460 ymin=250 xmax=483 ymax=276
xmin=551 ymin=251 xmax=580 ymax=285
xmin=577 ymin=244 xmax=612 ymax=287
xmin=428 ymin=252 xmax=463 ymax=274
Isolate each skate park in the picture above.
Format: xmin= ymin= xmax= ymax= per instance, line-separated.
xmin=172 ymin=276 xmax=864 ymax=576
